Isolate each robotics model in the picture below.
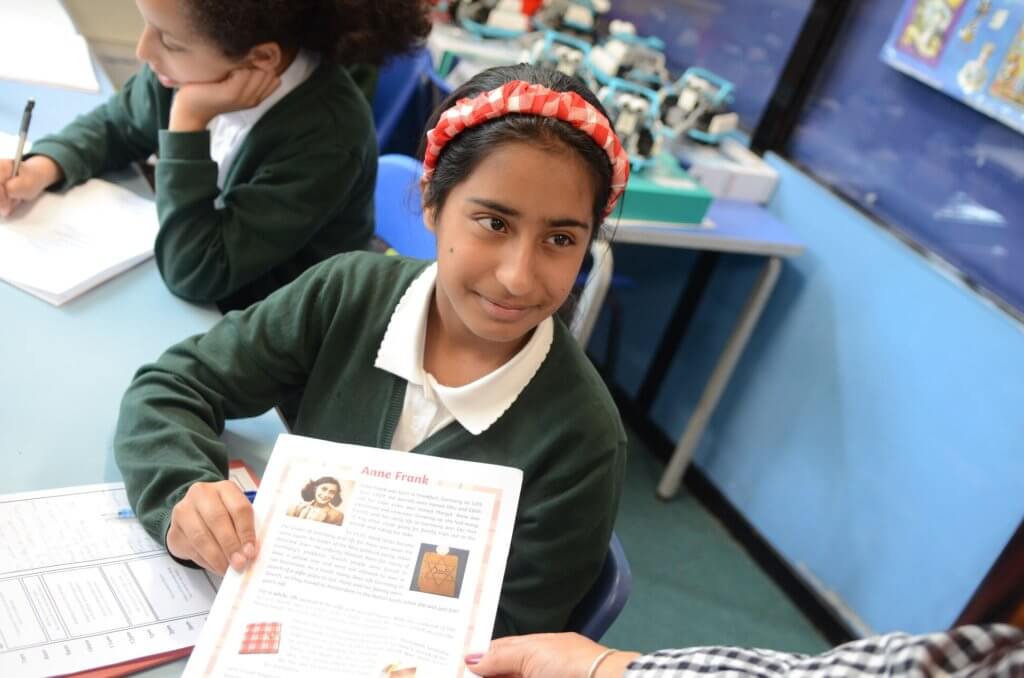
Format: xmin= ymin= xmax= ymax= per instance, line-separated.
xmin=588 ymin=20 xmax=671 ymax=89
xmin=527 ymin=30 xmax=593 ymax=83
xmin=658 ymin=67 xmax=737 ymax=145
xmin=449 ymin=0 xmax=532 ymax=38
xmin=532 ymin=0 xmax=611 ymax=37
xmin=597 ymin=77 xmax=662 ymax=167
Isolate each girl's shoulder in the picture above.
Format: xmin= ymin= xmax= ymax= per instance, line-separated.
xmin=305 ymin=252 xmax=433 ymax=309
xmin=524 ymin=321 xmax=626 ymax=442
xmin=251 ymin=63 xmax=374 ymax=151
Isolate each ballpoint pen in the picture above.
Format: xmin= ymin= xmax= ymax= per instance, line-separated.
xmin=11 ymin=98 xmax=34 ymax=178
xmin=111 ymin=491 xmax=257 ymax=519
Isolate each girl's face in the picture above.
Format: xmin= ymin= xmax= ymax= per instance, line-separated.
xmin=314 ymin=483 xmax=339 ymax=506
xmin=134 ymin=0 xmax=242 ymax=87
xmin=427 ymin=141 xmax=595 ymax=351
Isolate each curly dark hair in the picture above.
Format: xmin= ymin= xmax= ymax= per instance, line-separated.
xmin=183 ymin=0 xmax=431 ymax=66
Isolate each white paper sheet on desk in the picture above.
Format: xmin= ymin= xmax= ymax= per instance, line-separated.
xmin=0 ymin=0 xmax=100 ymax=92
xmin=0 ymin=178 xmax=158 ymax=306
xmin=0 ymin=482 xmax=216 ymax=677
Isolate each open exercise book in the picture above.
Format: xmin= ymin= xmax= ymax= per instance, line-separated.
xmin=185 ymin=434 xmax=522 ymax=678
xmin=0 ymin=164 xmax=159 ymax=306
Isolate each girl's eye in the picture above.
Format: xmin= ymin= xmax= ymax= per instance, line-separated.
xmin=548 ymin=233 xmax=576 ymax=248
xmin=475 ymin=216 xmax=507 ymax=232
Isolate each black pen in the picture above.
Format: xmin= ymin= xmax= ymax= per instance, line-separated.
xmin=11 ymin=98 xmax=34 ymax=178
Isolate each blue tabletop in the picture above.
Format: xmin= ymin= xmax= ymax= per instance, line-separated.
xmin=0 ymin=74 xmax=110 ymax=139
xmin=614 ymin=199 xmax=806 ymax=258
xmin=0 ymin=77 xmax=284 ymax=494
xmin=0 ymin=54 xmax=280 ymax=678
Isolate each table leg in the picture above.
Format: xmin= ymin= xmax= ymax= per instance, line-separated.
xmin=657 ymin=256 xmax=783 ymax=500
xmin=636 ymin=252 xmax=720 ymax=410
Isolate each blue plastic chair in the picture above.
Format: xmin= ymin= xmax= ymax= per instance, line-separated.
xmin=373 ymin=49 xmax=453 ymax=156
xmin=565 ymin=532 xmax=633 ymax=641
xmin=374 ymin=154 xmax=437 ymax=259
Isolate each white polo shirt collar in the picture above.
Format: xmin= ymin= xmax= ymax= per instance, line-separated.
xmin=374 ymin=263 xmax=553 ymax=436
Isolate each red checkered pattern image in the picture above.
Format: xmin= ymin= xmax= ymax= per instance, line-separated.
xmin=423 ymin=80 xmax=631 ymax=219
xmin=238 ymin=622 xmax=282 ymax=655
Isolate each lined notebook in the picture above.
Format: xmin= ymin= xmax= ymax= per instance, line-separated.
xmin=0 ymin=177 xmax=159 ymax=306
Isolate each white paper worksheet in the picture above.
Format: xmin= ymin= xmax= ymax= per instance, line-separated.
xmin=0 ymin=483 xmax=217 ymax=677
xmin=0 ymin=0 xmax=100 ymax=92
xmin=185 ymin=434 xmax=523 ymax=678
xmin=0 ymin=178 xmax=159 ymax=305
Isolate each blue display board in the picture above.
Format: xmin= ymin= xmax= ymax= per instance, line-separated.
xmin=789 ymin=0 xmax=1024 ymax=317
xmin=882 ymin=0 xmax=1024 ymax=135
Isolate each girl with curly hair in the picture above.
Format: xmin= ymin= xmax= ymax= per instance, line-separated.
xmin=0 ymin=0 xmax=431 ymax=311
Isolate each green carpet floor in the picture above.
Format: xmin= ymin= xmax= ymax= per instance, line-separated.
xmin=601 ymin=436 xmax=831 ymax=656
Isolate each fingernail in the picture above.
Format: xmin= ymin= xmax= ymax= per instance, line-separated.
xmin=230 ymin=552 xmax=247 ymax=571
xmin=464 ymin=653 xmax=483 ymax=665
xmin=243 ymin=542 xmax=256 ymax=559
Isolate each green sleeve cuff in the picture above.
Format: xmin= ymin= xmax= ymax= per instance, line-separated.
xmin=25 ymin=139 xmax=89 ymax=191
xmin=155 ymin=489 xmax=202 ymax=570
xmin=158 ymin=129 xmax=212 ymax=161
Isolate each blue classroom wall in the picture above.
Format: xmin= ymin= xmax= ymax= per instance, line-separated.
xmin=592 ymin=154 xmax=1024 ymax=634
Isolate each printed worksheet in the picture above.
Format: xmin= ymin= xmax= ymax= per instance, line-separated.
xmin=185 ymin=434 xmax=523 ymax=678
xmin=0 ymin=483 xmax=217 ymax=677
xmin=0 ymin=178 xmax=158 ymax=305
xmin=0 ymin=0 xmax=100 ymax=91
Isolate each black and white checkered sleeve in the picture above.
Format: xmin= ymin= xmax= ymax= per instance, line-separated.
xmin=623 ymin=624 xmax=1024 ymax=677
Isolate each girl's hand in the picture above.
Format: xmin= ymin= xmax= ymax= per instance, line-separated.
xmin=0 ymin=156 xmax=63 ymax=218
xmin=167 ymin=480 xmax=259 ymax=575
xmin=169 ymin=68 xmax=281 ymax=132
xmin=466 ymin=633 xmax=641 ymax=678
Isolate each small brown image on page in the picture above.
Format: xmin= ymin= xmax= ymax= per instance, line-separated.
xmin=417 ymin=552 xmax=459 ymax=597
xmin=410 ymin=544 xmax=470 ymax=599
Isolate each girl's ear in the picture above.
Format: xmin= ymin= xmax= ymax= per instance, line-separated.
xmin=246 ymin=42 xmax=283 ymax=73
xmin=420 ymin=175 xmax=437 ymax=234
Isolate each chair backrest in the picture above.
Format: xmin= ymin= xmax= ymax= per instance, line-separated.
xmin=565 ymin=532 xmax=633 ymax=641
xmin=374 ymin=154 xmax=437 ymax=259
xmin=570 ymin=238 xmax=614 ymax=346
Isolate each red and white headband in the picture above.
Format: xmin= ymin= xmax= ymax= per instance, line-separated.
xmin=423 ymin=80 xmax=630 ymax=220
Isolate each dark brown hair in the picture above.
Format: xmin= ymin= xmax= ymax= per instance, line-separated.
xmin=417 ymin=63 xmax=614 ymax=233
xmin=184 ymin=0 xmax=431 ymax=66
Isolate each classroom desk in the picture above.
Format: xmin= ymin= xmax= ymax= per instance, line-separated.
xmin=0 ymin=254 xmax=285 ymax=494
xmin=1 ymin=72 xmax=284 ymax=676
xmin=1 ymin=70 xmax=286 ymax=480
xmin=0 ymin=255 xmax=283 ymax=677
xmin=615 ymin=200 xmax=805 ymax=500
